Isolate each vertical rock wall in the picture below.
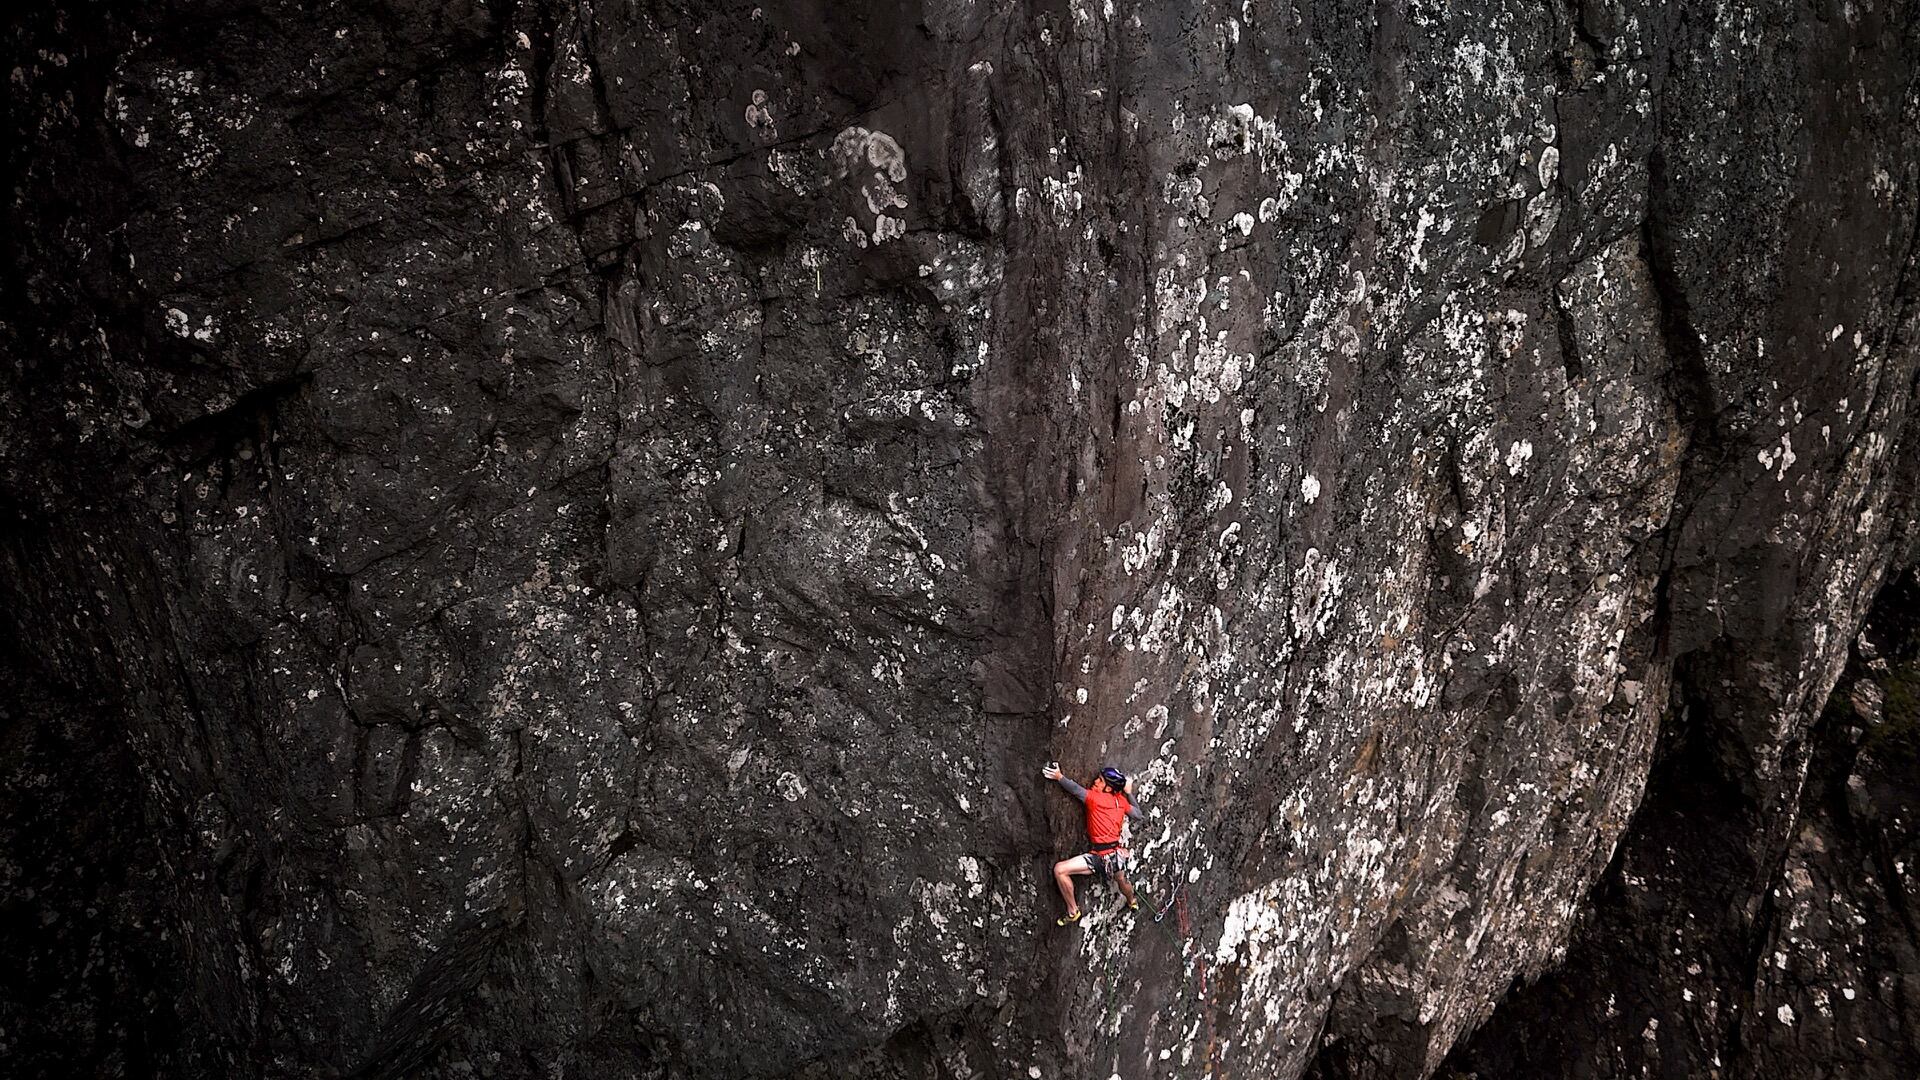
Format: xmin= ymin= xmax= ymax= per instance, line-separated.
xmin=3 ymin=2 xmax=1916 ymax=1079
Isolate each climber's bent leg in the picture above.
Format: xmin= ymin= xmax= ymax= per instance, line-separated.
xmin=1053 ymin=855 xmax=1093 ymax=916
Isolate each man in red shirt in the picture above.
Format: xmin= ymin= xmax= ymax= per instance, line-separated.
xmin=1043 ymin=762 xmax=1145 ymax=925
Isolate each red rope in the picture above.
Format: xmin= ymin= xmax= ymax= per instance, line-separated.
xmin=1173 ymin=887 xmax=1221 ymax=1076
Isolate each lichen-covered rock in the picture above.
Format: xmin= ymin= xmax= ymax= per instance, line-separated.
xmin=2 ymin=2 xmax=1916 ymax=1080
xmin=1450 ymin=568 xmax=1920 ymax=1080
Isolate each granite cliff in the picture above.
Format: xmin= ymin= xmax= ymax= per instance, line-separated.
xmin=3 ymin=1 xmax=1917 ymax=1078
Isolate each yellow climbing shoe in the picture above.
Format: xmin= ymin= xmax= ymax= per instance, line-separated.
xmin=1056 ymin=910 xmax=1083 ymax=926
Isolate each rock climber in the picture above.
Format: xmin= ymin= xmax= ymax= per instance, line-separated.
xmin=1043 ymin=762 xmax=1144 ymax=925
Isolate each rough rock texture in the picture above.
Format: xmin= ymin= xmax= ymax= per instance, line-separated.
xmin=1448 ymin=568 xmax=1920 ymax=1080
xmin=2 ymin=2 xmax=1917 ymax=1079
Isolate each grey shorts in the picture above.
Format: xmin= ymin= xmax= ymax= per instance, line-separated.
xmin=1081 ymin=849 xmax=1131 ymax=880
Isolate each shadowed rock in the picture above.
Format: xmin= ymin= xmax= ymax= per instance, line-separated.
xmin=3 ymin=2 xmax=1916 ymax=1078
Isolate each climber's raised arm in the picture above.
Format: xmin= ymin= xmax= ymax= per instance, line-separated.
xmin=1042 ymin=761 xmax=1089 ymax=803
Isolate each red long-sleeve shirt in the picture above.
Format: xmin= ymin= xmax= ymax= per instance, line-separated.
xmin=1057 ymin=776 xmax=1144 ymax=848
xmin=1083 ymin=786 xmax=1133 ymax=846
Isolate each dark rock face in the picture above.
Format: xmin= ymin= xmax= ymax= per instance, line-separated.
xmin=1448 ymin=568 xmax=1920 ymax=1080
xmin=2 ymin=2 xmax=1916 ymax=1079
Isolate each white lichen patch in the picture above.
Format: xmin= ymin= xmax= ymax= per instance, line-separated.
xmin=833 ymin=127 xmax=910 ymax=246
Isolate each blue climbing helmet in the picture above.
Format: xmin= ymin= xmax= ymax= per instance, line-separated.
xmin=1099 ymin=765 xmax=1127 ymax=790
